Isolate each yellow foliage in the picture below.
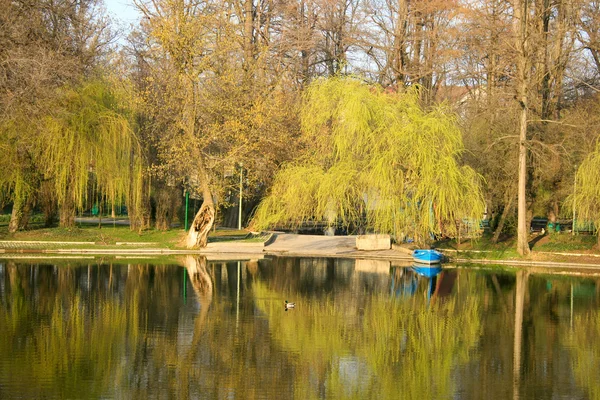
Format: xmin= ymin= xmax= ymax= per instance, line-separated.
xmin=253 ymin=77 xmax=485 ymax=243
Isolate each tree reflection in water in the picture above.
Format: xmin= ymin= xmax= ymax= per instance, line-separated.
xmin=1 ymin=258 xmax=600 ymax=399
xmin=252 ymin=261 xmax=482 ymax=399
xmin=0 ymin=262 xmax=128 ymax=399
xmin=566 ymin=279 xmax=600 ymax=400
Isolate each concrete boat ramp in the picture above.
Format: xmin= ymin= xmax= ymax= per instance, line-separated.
xmin=206 ymin=233 xmax=411 ymax=261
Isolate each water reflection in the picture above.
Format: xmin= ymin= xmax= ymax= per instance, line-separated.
xmin=0 ymin=258 xmax=598 ymax=398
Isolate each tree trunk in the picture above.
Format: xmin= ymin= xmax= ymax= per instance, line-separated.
xmin=517 ymin=103 xmax=530 ymax=255
xmin=513 ymin=0 xmax=531 ymax=256
xmin=155 ymin=185 xmax=179 ymax=231
xmin=8 ymin=194 xmax=32 ymax=232
xmin=540 ymin=0 xmax=552 ymax=121
xmin=393 ymin=0 xmax=408 ymax=86
xmin=492 ymin=193 xmax=515 ymax=243
xmin=186 ymin=161 xmax=215 ymax=249
xmin=128 ymin=172 xmax=151 ymax=233
xmin=9 ymin=201 xmax=21 ymax=232
xmin=244 ymin=0 xmax=254 ymax=73
xmin=59 ymin=198 xmax=76 ymax=228
xmin=42 ymin=198 xmax=57 ymax=227
xmin=38 ymin=180 xmax=57 ymax=227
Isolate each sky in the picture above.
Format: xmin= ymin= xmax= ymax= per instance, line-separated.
xmin=104 ymin=0 xmax=141 ymax=25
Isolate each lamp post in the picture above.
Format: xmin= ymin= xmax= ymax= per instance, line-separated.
xmin=573 ymin=165 xmax=577 ymax=236
xmin=238 ymin=163 xmax=243 ymax=230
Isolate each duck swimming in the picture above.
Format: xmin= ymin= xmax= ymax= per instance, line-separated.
xmin=285 ymin=300 xmax=295 ymax=310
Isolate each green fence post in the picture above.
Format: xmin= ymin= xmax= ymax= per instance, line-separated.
xmin=184 ymin=191 xmax=189 ymax=231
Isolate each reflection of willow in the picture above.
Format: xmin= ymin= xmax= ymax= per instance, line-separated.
xmin=0 ymin=263 xmax=128 ymax=399
xmin=253 ymin=278 xmax=481 ymax=399
xmin=566 ymin=290 xmax=600 ymax=400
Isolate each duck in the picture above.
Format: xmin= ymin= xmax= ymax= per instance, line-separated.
xmin=285 ymin=300 xmax=296 ymax=310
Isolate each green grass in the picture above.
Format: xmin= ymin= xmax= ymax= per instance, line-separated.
xmin=0 ymin=216 xmax=253 ymax=249
xmin=0 ymin=225 xmax=184 ymax=248
xmin=435 ymin=231 xmax=598 ymax=259
xmin=531 ymin=233 xmax=597 ymax=252
xmin=435 ymin=233 xmax=520 ymax=259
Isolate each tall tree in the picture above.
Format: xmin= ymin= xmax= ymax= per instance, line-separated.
xmin=512 ymin=0 xmax=533 ymax=256
xmin=39 ymin=80 xmax=145 ymax=228
xmin=133 ymin=0 xmax=299 ymax=247
xmin=361 ymin=0 xmax=459 ymax=106
xmin=253 ymin=77 xmax=485 ymax=243
xmin=578 ymin=0 xmax=600 ymax=75
xmin=0 ymin=0 xmax=116 ymax=231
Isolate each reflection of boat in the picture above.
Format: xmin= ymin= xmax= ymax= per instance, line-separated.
xmin=412 ymin=249 xmax=443 ymax=264
xmin=411 ymin=264 xmax=444 ymax=303
xmin=391 ymin=265 xmax=455 ymax=303
xmin=411 ymin=264 xmax=443 ymax=278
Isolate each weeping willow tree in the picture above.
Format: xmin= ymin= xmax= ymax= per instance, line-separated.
xmin=252 ymin=77 xmax=485 ymax=244
xmin=0 ymin=115 xmax=40 ymax=232
xmin=38 ymin=80 xmax=146 ymax=228
xmin=570 ymin=141 xmax=600 ymax=246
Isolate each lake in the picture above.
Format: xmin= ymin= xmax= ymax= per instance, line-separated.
xmin=0 ymin=256 xmax=598 ymax=399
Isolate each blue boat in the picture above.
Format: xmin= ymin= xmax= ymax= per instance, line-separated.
xmin=412 ymin=249 xmax=443 ymax=264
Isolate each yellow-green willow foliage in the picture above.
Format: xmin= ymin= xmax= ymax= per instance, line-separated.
xmin=0 ymin=293 xmax=128 ymax=398
xmin=252 ymin=77 xmax=485 ymax=243
xmin=39 ymin=80 xmax=145 ymax=224
xmin=571 ymin=141 xmax=600 ymax=244
xmin=253 ymin=279 xmax=481 ymax=400
xmin=0 ymin=116 xmax=37 ymax=207
xmin=566 ymin=309 xmax=600 ymax=400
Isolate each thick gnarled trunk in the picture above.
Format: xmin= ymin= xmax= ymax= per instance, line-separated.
xmin=186 ymin=161 xmax=215 ymax=249
xmin=186 ymin=200 xmax=215 ymax=248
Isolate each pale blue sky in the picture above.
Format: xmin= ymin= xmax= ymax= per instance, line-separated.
xmin=104 ymin=0 xmax=140 ymax=25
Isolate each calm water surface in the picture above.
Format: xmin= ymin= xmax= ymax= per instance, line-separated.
xmin=0 ymin=256 xmax=598 ymax=399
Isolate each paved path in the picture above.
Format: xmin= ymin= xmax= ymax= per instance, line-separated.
xmin=265 ymin=234 xmax=356 ymax=254
xmin=75 ymin=217 xmax=131 ymax=225
xmin=263 ymin=233 xmax=410 ymax=260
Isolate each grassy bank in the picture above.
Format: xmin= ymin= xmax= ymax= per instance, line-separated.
xmin=436 ymin=232 xmax=598 ymax=260
xmin=0 ymin=216 xmax=251 ymax=249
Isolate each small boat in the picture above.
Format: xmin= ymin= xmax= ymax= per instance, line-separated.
xmin=412 ymin=249 xmax=443 ymax=264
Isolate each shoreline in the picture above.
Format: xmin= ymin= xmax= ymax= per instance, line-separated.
xmin=1 ymin=233 xmax=600 ymax=271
